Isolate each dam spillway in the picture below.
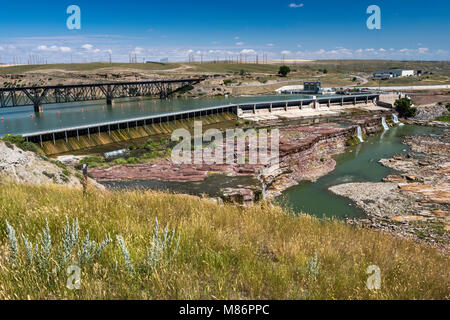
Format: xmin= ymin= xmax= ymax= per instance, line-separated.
xmin=0 ymin=93 xmax=380 ymax=152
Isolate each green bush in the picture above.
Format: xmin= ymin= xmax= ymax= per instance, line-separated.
xmin=1 ymin=135 xmax=38 ymax=153
xmin=113 ymin=158 xmax=128 ymax=165
xmin=126 ymin=157 xmax=140 ymax=164
xmin=144 ymin=138 xmax=159 ymax=151
xmin=395 ymin=98 xmax=417 ymax=119
xmin=141 ymin=151 xmax=162 ymax=160
xmin=278 ymin=66 xmax=291 ymax=77
xmin=78 ymin=157 xmax=104 ymax=169
xmin=436 ymin=114 xmax=450 ymax=122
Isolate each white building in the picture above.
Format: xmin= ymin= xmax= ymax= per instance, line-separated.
xmin=275 ymin=85 xmax=304 ymax=94
xmin=373 ymin=69 xmax=414 ymax=79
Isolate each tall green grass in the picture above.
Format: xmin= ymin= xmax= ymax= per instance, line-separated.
xmin=0 ymin=182 xmax=448 ymax=300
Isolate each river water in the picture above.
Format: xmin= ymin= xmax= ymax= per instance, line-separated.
xmin=278 ymin=125 xmax=446 ymax=219
xmin=100 ymin=125 xmax=445 ymax=220
xmin=0 ymin=94 xmax=310 ymax=137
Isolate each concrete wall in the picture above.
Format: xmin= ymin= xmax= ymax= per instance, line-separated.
xmin=377 ymin=94 xmax=401 ymax=108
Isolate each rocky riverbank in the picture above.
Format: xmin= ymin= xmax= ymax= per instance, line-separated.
xmin=413 ymin=104 xmax=448 ymax=121
xmin=0 ymin=140 xmax=103 ymax=190
xmin=330 ymin=130 xmax=449 ymax=250
xmin=89 ymin=114 xmax=388 ymax=205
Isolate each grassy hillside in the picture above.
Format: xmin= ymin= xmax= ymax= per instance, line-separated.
xmin=0 ymin=62 xmax=181 ymax=74
xmin=3 ymin=60 xmax=448 ymax=76
xmin=362 ymin=74 xmax=450 ymax=87
xmin=0 ymin=182 xmax=448 ymax=300
xmin=301 ymin=60 xmax=450 ymax=76
xmin=188 ymin=60 xmax=450 ymax=76
xmin=189 ymin=62 xmax=282 ymax=74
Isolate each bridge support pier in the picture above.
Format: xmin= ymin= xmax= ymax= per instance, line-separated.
xmin=106 ymin=97 xmax=114 ymax=106
xmin=34 ymin=102 xmax=41 ymax=113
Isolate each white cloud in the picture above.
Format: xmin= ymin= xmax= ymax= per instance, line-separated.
xmin=37 ymin=45 xmax=57 ymax=51
xmin=240 ymin=49 xmax=256 ymax=55
xmin=418 ymin=47 xmax=429 ymax=54
xmin=281 ymin=50 xmax=292 ymax=56
xmin=82 ymin=44 xmax=94 ymax=51
xmin=0 ymin=46 xmax=4 ymax=51
xmin=234 ymin=36 xmax=240 ymax=40
xmin=267 ymin=43 xmax=275 ymax=47
xmin=297 ymin=44 xmax=302 ymax=48
xmin=37 ymin=45 xmax=71 ymax=53
xmin=236 ymin=42 xmax=245 ymax=46
xmin=289 ymin=3 xmax=304 ymax=8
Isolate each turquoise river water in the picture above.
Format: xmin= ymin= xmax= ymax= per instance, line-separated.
xmin=278 ymin=125 xmax=446 ymax=219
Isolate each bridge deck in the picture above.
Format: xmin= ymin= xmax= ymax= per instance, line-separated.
xmin=0 ymin=78 xmax=205 ymax=111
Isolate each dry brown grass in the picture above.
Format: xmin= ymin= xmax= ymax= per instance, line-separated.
xmin=0 ymin=182 xmax=448 ymax=300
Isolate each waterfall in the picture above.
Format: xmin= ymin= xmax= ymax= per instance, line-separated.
xmin=382 ymin=117 xmax=389 ymax=131
xmin=357 ymin=126 xmax=364 ymax=143
xmin=392 ymin=114 xmax=404 ymax=126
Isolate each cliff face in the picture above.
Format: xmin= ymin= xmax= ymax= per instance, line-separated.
xmin=414 ymin=105 xmax=448 ymax=121
xmin=0 ymin=141 xmax=83 ymax=187
xmin=262 ymin=118 xmax=383 ymax=197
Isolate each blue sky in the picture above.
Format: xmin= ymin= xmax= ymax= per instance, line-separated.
xmin=0 ymin=0 xmax=449 ymax=63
